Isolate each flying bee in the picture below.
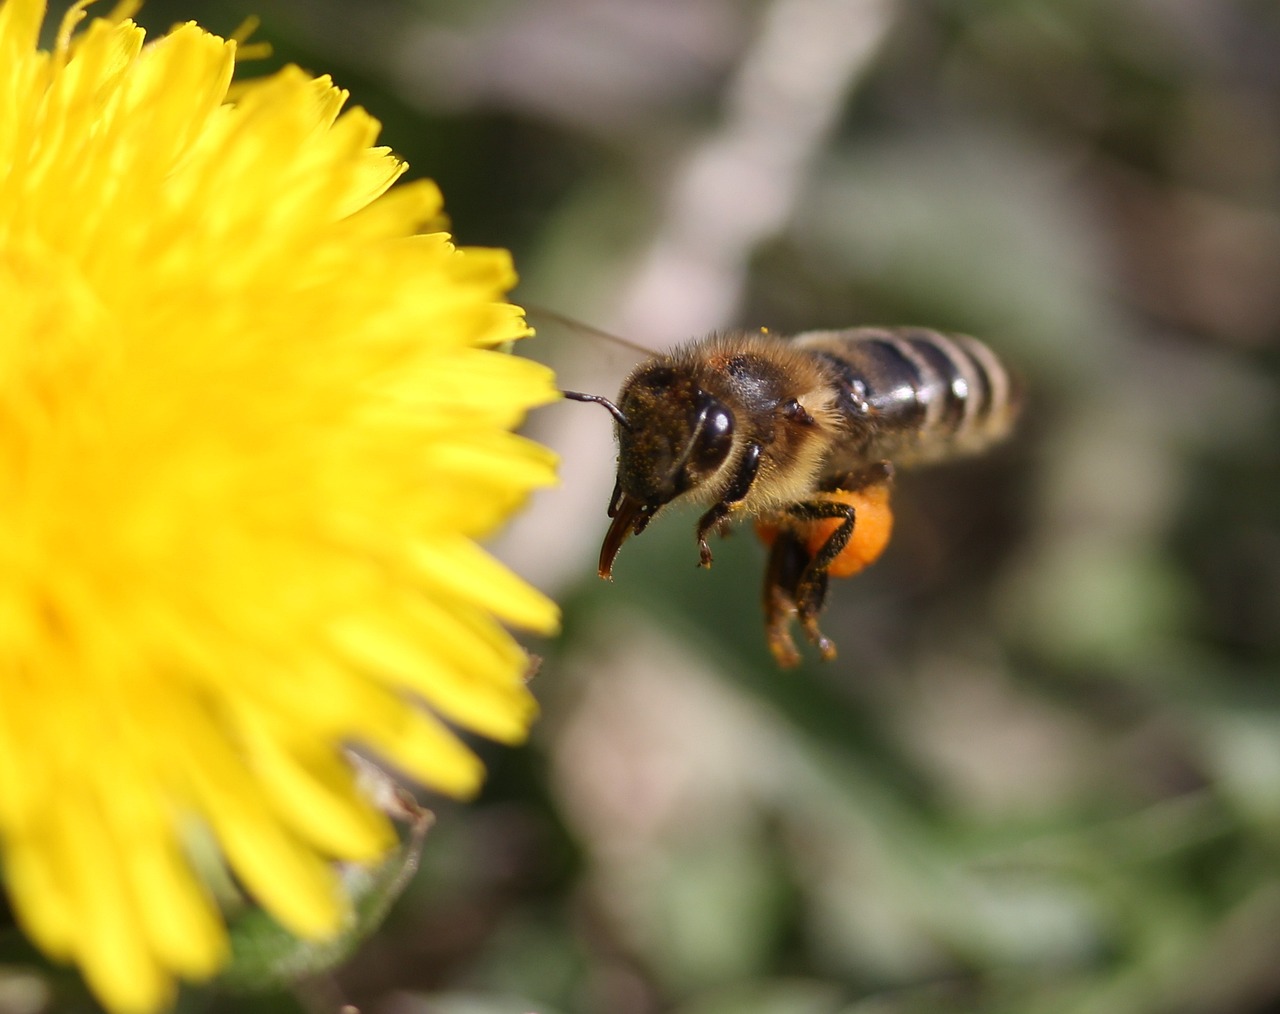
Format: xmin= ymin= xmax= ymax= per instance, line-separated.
xmin=564 ymin=326 xmax=1020 ymax=668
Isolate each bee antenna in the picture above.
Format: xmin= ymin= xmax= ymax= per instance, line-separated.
xmin=562 ymin=390 xmax=631 ymax=430
xmin=525 ymin=305 xmax=659 ymax=356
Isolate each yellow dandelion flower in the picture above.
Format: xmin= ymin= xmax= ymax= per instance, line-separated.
xmin=0 ymin=1 xmax=560 ymax=1011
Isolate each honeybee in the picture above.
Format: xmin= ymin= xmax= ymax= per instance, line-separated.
xmin=564 ymin=326 xmax=1020 ymax=668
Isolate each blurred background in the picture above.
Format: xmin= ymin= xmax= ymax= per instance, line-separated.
xmin=16 ymin=1 xmax=1280 ymax=1012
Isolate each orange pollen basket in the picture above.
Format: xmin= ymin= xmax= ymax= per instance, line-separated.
xmin=755 ymin=482 xmax=894 ymax=578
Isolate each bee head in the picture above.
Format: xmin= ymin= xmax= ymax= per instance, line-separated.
xmin=599 ymin=364 xmax=735 ymax=577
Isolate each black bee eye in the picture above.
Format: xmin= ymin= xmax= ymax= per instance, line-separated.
xmin=690 ymin=398 xmax=733 ymax=473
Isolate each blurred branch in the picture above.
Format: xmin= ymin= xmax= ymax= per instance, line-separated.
xmin=615 ymin=0 xmax=895 ymax=339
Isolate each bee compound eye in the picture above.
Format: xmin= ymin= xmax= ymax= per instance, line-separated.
xmin=690 ymin=399 xmax=733 ymax=473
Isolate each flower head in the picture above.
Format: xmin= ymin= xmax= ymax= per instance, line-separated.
xmin=0 ymin=1 xmax=559 ymax=1010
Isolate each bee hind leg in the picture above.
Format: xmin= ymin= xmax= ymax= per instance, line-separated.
xmin=762 ymin=527 xmax=845 ymax=667
xmin=795 ymin=567 xmax=835 ymax=661
xmin=784 ymin=497 xmax=858 ymax=663
xmin=762 ymin=529 xmax=809 ymax=668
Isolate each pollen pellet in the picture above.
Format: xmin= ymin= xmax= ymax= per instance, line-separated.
xmin=755 ymin=483 xmax=894 ymax=578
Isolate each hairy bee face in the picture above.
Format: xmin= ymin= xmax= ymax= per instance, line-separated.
xmin=614 ymin=365 xmax=734 ymax=507
xmin=599 ymin=363 xmax=735 ymax=578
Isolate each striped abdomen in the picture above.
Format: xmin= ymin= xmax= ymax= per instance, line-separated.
xmin=795 ymin=327 xmax=1019 ymax=468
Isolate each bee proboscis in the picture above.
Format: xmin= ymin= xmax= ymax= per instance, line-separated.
xmin=565 ymin=326 xmax=1020 ymax=668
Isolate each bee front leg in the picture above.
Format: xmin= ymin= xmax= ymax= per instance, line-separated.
xmin=695 ymin=503 xmax=731 ymax=568
xmin=693 ymin=443 xmax=762 ymax=568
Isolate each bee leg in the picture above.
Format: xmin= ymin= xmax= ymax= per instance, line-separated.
xmin=795 ymin=568 xmax=834 ymax=660
xmin=762 ymin=529 xmax=809 ymax=668
xmin=695 ymin=503 xmax=730 ymax=568
xmin=784 ymin=498 xmax=858 ymax=662
xmin=694 ymin=444 xmax=763 ymax=568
